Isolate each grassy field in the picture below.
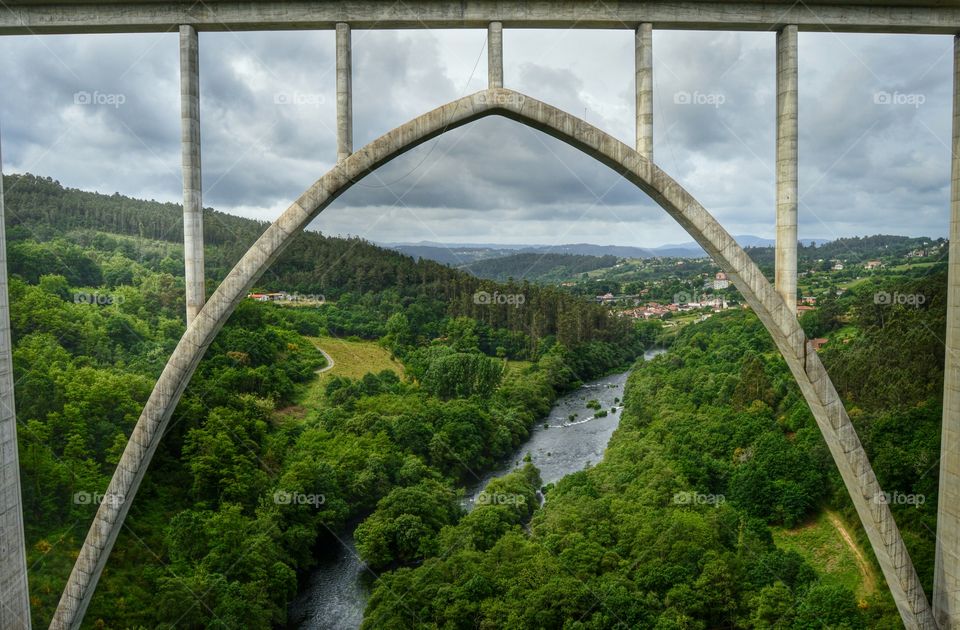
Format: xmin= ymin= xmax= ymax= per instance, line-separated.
xmin=503 ymin=359 xmax=534 ymax=377
xmin=277 ymin=335 xmax=405 ymax=420
xmin=308 ymin=336 xmax=403 ymax=380
xmin=772 ymin=509 xmax=878 ymax=603
xmin=888 ymin=261 xmax=941 ymax=272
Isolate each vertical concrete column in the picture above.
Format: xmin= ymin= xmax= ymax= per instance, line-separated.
xmin=488 ymin=22 xmax=503 ymax=89
xmin=775 ymin=25 xmax=798 ymax=316
xmin=635 ymin=23 xmax=653 ymax=160
xmin=180 ymin=25 xmax=205 ymax=324
xmin=0 ymin=133 xmax=32 ymax=630
xmin=935 ymin=34 xmax=960 ymax=630
xmin=336 ymin=23 xmax=353 ymax=162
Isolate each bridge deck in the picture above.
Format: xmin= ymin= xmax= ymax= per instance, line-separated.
xmin=0 ymin=0 xmax=959 ymax=35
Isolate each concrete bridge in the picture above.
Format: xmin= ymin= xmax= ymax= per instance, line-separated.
xmin=0 ymin=2 xmax=958 ymax=629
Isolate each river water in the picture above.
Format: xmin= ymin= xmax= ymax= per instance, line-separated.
xmin=288 ymin=349 xmax=664 ymax=629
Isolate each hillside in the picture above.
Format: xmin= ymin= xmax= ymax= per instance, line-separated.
xmin=5 ymin=173 xmax=656 ymax=627
xmin=364 ymin=268 xmax=948 ymax=628
xmin=461 ymin=252 xmax=618 ymax=282
xmin=3 ymin=173 xmax=637 ymax=354
xmin=3 ymin=173 xmax=463 ymax=299
xmin=744 ymin=235 xmax=943 ymax=267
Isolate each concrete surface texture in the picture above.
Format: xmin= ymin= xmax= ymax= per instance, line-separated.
xmin=179 ymin=25 xmax=205 ymax=324
xmin=487 ymin=22 xmax=502 ymax=89
xmin=934 ymin=33 xmax=960 ymax=630
xmin=2 ymin=1 xmax=960 ymax=34
xmin=775 ymin=25 xmax=798 ymax=316
xmin=336 ymin=23 xmax=352 ymax=162
xmin=635 ymin=23 xmax=653 ymax=160
xmin=0 ymin=130 xmax=32 ymax=630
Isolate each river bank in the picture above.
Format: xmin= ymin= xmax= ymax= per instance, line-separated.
xmin=288 ymin=348 xmax=665 ymax=629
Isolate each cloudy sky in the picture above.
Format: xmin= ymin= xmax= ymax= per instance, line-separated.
xmin=0 ymin=27 xmax=953 ymax=247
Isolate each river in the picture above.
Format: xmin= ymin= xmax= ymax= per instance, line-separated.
xmin=287 ymin=348 xmax=665 ymax=629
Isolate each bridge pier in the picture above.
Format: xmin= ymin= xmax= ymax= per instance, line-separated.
xmin=0 ymin=131 xmax=31 ymax=630
xmin=935 ymin=33 xmax=960 ymax=630
xmin=336 ymin=23 xmax=353 ymax=162
xmin=179 ymin=25 xmax=205 ymax=324
xmin=488 ymin=22 xmax=503 ymax=89
xmin=635 ymin=23 xmax=653 ymax=160
xmin=775 ymin=25 xmax=798 ymax=316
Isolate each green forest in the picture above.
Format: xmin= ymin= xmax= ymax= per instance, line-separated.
xmin=363 ymin=267 xmax=947 ymax=629
xmin=462 ymin=253 xmax=619 ymax=283
xmin=4 ymin=174 xmax=648 ymax=627
xmin=3 ymin=173 xmax=949 ymax=629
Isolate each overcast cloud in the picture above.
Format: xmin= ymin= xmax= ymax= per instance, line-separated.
xmin=0 ymin=28 xmax=953 ymax=247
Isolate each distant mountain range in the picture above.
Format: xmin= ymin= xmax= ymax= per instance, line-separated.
xmin=381 ymin=236 xmax=832 ymax=266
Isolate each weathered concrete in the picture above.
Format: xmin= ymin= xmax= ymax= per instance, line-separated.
xmin=180 ymin=25 xmax=205 ymax=324
xmin=775 ymin=25 xmax=798 ymax=315
xmin=0 ymin=132 xmax=31 ymax=630
xmin=488 ymin=22 xmax=503 ymax=89
xmin=635 ymin=22 xmax=653 ymax=160
xmin=336 ymin=23 xmax=353 ymax=162
xmin=2 ymin=1 xmax=960 ymax=34
xmin=935 ymin=33 xmax=960 ymax=630
xmin=50 ymin=88 xmax=937 ymax=630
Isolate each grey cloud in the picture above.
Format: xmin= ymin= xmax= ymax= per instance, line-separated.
xmin=0 ymin=28 xmax=954 ymax=247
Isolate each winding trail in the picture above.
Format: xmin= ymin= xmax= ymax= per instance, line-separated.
xmin=826 ymin=509 xmax=878 ymax=596
xmin=314 ymin=346 xmax=335 ymax=374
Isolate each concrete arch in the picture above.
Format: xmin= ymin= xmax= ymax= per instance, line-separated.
xmin=51 ymin=88 xmax=936 ymax=629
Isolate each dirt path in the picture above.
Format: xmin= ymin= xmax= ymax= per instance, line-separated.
xmin=826 ymin=509 xmax=878 ymax=596
xmin=314 ymin=346 xmax=335 ymax=374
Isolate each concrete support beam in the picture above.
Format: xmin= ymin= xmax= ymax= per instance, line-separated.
xmin=3 ymin=2 xmax=960 ymax=35
xmin=488 ymin=22 xmax=503 ymax=89
xmin=336 ymin=23 xmax=353 ymax=162
xmin=0 ymin=131 xmax=32 ymax=630
xmin=775 ymin=25 xmax=798 ymax=316
xmin=180 ymin=25 xmax=205 ymax=324
xmin=935 ymin=33 xmax=960 ymax=630
xmin=635 ymin=22 xmax=653 ymax=160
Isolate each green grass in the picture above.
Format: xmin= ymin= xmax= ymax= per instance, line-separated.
xmin=277 ymin=335 xmax=405 ymax=420
xmin=837 ymin=276 xmax=872 ymax=290
xmin=772 ymin=509 xmax=877 ymax=602
xmin=504 ymin=359 xmax=534 ymax=377
xmin=308 ymin=335 xmax=404 ymax=382
xmin=888 ymin=261 xmax=940 ymax=272
xmin=832 ymin=325 xmax=860 ymax=343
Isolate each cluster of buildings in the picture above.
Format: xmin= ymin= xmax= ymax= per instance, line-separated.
xmin=621 ymin=296 xmax=731 ymax=320
xmin=832 ymin=259 xmax=884 ymax=271
xmin=797 ymin=295 xmax=817 ymax=313
xmin=248 ymin=292 xmax=290 ymax=302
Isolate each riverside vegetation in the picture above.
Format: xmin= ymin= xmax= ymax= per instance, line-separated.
xmin=6 ymin=174 xmax=648 ymax=627
xmin=5 ymin=173 xmax=947 ymax=628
